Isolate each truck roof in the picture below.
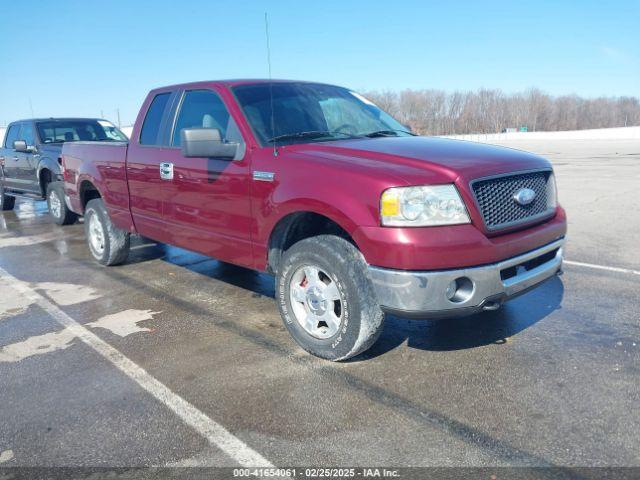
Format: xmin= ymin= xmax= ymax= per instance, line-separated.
xmin=8 ymin=117 xmax=114 ymax=124
xmin=148 ymin=79 xmax=334 ymax=92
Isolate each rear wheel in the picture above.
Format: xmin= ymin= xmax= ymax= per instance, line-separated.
xmin=46 ymin=181 xmax=78 ymax=225
xmin=84 ymin=198 xmax=130 ymax=266
xmin=276 ymin=235 xmax=384 ymax=361
xmin=0 ymin=186 xmax=15 ymax=211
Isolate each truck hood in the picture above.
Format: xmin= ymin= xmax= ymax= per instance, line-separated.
xmin=291 ymin=136 xmax=551 ymax=185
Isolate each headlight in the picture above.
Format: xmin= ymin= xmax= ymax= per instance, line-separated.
xmin=380 ymin=185 xmax=470 ymax=227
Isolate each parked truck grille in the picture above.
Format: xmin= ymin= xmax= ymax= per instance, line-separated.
xmin=471 ymin=170 xmax=555 ymax=231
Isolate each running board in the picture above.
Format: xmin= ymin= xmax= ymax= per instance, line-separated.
xmin=5 ymin=191 xmax=45 ymax=201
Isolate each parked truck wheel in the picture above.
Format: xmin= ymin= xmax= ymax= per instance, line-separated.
xmin=276 ymin=235 xmax=384 ymax=361
xmin=46 ymin=182 xmax=78 ymax=225
xmin=0 ymin=187 xmax=15 ymax=211
xmin=84 ymin=198 xmax=130 ymax=266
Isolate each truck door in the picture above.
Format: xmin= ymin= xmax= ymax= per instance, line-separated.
xmin=16 ymin=122 xmax=39 ymax=193
xmin=125 ymin=91 xmax=177 ymax=243
xmin=1 ymin=124 xmax=23 ymax=191
xmin=162 ymin=88 xmax=253 ymax=267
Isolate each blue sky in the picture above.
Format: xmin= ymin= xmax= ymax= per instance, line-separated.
xmin=1 ymin=0 xmax=638 ymax=126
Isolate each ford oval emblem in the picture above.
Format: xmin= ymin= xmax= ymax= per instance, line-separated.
xmin=513 ymin=188 xmax=536 ymax=206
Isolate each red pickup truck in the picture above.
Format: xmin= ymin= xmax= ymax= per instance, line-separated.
xmin=62 ymin=80 xmax=566 ymax=360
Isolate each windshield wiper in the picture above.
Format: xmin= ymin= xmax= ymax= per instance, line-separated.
xmin=364 ymin=129 xmax=416 ymax=138
xmin=267 ymin=130 xmax=360 ymax=143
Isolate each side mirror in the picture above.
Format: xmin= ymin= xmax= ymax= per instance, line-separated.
xmin=13 ymin=140 xmax=28 ymax=152
xmin=180 ymin=128 xmax=238 ymax=159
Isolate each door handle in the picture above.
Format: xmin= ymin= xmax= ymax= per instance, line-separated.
xmin=159 ymin=162 xmax=174 ymax=180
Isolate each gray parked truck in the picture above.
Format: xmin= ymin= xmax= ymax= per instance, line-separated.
xmin=0 ymin=118 xmax=127 ymax=223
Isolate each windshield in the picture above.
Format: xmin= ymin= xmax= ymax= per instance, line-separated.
xmin=232 ymin=83 xmax=412 ymax=146
xmin=36 ymin=120 xmax=128 ymax=144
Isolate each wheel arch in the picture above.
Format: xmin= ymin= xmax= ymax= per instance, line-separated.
xmin=78 ymin=179 xmax=103 ymax=211
xmin=266 ymin=210 xmax=360 ymax=274
xmin=37 ymin=156 xmax=62 ymax=196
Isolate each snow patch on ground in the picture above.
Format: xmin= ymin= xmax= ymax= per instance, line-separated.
xmin=0 ymin=309 xmax=159 ymax=362
xmin=0 ymin=449 xmax=14 ymax=464
xmin=86 ymin=309 xmax=161 ymax=337
xmin=0 ymin=278 xmax=34 ymax=320
xmin=0 ymin=328 xmax=76 ymax=362
xmin=34 ymin=282 xmax=101 ymax=306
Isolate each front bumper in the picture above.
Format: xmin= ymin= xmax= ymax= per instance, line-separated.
xmin=368 ymin=238 xmax=564 ymax=319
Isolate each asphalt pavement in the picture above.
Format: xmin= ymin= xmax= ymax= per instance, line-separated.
xmin=0 ymin=139 xmax=638 ymax=473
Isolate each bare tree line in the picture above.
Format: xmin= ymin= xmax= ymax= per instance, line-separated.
xmin=364 ymin=88 xmax=640 ymax=135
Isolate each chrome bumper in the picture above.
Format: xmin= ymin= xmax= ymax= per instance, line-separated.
xmin=368 ymin=238 xmax=564 ymax=319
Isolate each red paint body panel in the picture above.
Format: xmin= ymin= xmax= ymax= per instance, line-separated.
xmin=62 ymin=142 xmax=134 ymax=231
xmin=353 ymin=207 xmax=566 ymax=270
xmin=63 ymin=80 xmax=567 ymax=274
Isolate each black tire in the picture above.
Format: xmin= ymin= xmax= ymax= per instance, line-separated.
xmin=0 ymin=186 xmax=15 ymax=211
xmin=46 ymin=181 xmax=78 ymax=225
xmin=84 ymin=198 xmax=130 ymax=266
xmin=276 ymin=235 xmax=384 ymax=361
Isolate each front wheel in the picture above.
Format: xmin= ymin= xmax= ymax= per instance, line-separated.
xmin=84 ymin=198 xmax=130 ymax=266
xmin=276 ymin=235 xmax=384 ymax=361
xmin=47 ymin=182 xmax=78 ymax=225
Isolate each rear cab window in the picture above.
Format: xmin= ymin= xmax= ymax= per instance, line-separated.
xmin=36 ymin=120 xmax=127 ymax=144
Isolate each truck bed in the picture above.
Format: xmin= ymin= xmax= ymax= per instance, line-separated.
xmin=62 ymin=141 xmax=134 ymax=231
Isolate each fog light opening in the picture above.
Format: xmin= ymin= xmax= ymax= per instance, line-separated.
xmin=446 ymin=277 xmax=474 ymax=303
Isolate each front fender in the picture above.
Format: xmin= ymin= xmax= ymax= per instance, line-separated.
xmin=38 ymin=157 xmax=62 ymax=180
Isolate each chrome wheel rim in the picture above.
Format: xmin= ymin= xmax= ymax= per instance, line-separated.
xmin=88 ymin=212 xmax=105 ymax=257
xmin=289 ymin=264 xmax=343 ymax=339
xmin=49 ymin=190 xmax=62 ymax=218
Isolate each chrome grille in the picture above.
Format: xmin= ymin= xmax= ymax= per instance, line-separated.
xmin=471 ymin=170 xmax=554 ymax=231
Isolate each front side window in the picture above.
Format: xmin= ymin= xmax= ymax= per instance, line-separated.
xmin=232 ymin=82 xmax=410 ymax=146
xmin=140 ymin=92 xmax=171 ymax=145
xmin=36 ymin=120 xmax=127 ymax=144
xmin=20 ymin=122 xmax=36 ymax=146
xmin=172 ymin=90 xmax=239 ymax=147
xmin=4 ymin=124 xmax=21 ymax=148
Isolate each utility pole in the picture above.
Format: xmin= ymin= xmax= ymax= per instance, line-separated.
xmin=116 ymin=109 xmax=121 ymax=128
xmin=28 ymin=98 xmax=35 ymax=117
xmin=100 ymin=110 xmax=104 ymax=119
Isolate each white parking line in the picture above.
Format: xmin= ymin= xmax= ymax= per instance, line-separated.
xmin=564 ymin=260 xmax=640 ymax=276
xmin=0 ymin=266 xmax=273 ymax=468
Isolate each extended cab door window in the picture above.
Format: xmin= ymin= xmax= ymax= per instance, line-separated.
xmin=139 ymin=92 xmax=172 ymax=145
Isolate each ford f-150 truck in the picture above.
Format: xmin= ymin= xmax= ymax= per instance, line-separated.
xmin=0 ymin=118 xmax=127 ymax=224
xmin=62 ymin=80 xmax=566 ymax=361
